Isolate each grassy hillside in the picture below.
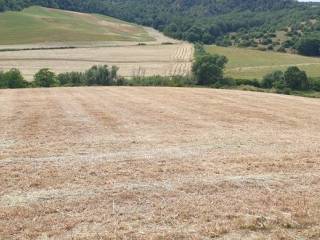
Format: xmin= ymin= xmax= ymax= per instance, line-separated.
xmin=0 ymin=6 xmax=153 ymax=45
xmin=205 ymin=45 xmax=320 ymax=79
xmin=2 ymin=0 xmax=320 ymax=54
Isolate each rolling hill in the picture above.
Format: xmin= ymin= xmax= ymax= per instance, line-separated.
xmin=0 ymin=6 xmax=153 ymax=45
xmin=206 ymin=45 xmax=320 ymax=79
xmin=0 ymin=6 xmax=191 ymax=81
xmin=2 ymin=0 xmax=319 ymax=52
xmin=1 ymin=1 xmax=320 ymax=55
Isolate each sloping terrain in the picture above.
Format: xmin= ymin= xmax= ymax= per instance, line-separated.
xmin=0 ymin=6 xmax=153 ymax=45
xmin=4 ymin=0 xmax=319 ymax=45
xmin=0 ymin=7 xmax=192 ymax=80
xmin=206 ymin=45 xmax=320 ymax=79
xmin=0 ymin=87 xmax=319 ymax=239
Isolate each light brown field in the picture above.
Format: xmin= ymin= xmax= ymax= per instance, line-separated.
xmin=0 ymin=6 xmax=194 ymax=80
xmin=0 ymin=25 xmax=193 ymax=81
xmin=0 ymin=87 xmax=320 ymax=239
xmin=0 ymin=42 xmax=194 ymax=80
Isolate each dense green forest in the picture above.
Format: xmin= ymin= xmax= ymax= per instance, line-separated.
xmin=1 ymin=0 xmax=320 ymax=55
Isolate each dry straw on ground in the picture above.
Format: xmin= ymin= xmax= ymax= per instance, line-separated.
xmin=0 ymin=27 xmax=193 ymax=80
xmin=0 ymin=87 xmax=320 ymax=239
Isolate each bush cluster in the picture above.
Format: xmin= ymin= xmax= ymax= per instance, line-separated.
xmin=192 ymin=44 xmax=228 ymax=86
xmin=129 ymin=75 xmax=196 ymax=87
xmin=1 ymin=62 xmax=320 ymax=98
xmin=0 ymin=65 xmax=122 ymax=89
xmin=261 ymin=66 xmax=310 ymax=91
xmin=0 ymin=68 xmax=28 ymax=88
xmin=295 ymin=37 xmax=320 ymax=56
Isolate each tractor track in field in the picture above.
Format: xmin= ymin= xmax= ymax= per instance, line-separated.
xmin=1 ymin=87 xmax=320 ymax=239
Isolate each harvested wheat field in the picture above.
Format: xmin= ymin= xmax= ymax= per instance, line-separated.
xmin=0 ymin=6 xmax=192 ymax=80
xmin=0 ymin=87 xmax=320 ymax=240
xmin=0 ymin=43 xmax=194 ymax=80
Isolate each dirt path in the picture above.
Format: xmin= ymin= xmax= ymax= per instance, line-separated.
xmin=1 ymin=87 xmax=320 ymax=239
xmin=142 ymin=27 xmax=181 ymax=44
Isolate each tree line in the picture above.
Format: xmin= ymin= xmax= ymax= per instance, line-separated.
xmin=1 ymin=47 xmax=320 ymax=97
xmin=0 ymin=65 xmax=121 ymax=88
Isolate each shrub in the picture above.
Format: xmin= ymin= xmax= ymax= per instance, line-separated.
xmin=261 ymin=70 xmax=284 ymax=89
xmin=114 ymin=76 xmax=128 ymax=86
xmin=57 ymin=72 xmax=85 ymax=86
xmin=282 ymin=40 xmax=295 ymax=48
xmin=192 ymin=53 xmax=228 ymax=85
xmin=284 ymin=66 xmax=309 ymax=90
xmin=237 ymin=85 xmax=263 ymax=92
xmin=34 ymin=68 xmax=58 ymax=87
xmin=215 ymin=77 xmax=236 ymax=87
xmin=275 ymin=87 xmax=291 ymax=95
xmin=310 ymin=78 xmax=320 ymax=91
xmin=0 ymin=68 xmax=28 ymax=89
xmin=295 ymin=37 xmax=320 ymax=56
xmin=129 ymin=75 xmax=195 ymax=87
xmin=194 ymin=43 xmax=207 ymax=57
xmin=273 ymin=79 xmax=286 ymax=90
xmin=84 ymin=65 xmax=118 ymax=86
xmin=283 ymin=87 xmax=292 ymax=95
xmin=235 ymin=79 xmax=260 ymax=88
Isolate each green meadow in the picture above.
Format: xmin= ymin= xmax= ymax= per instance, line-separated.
xmin=205 ymin=45 xmax=320 ymax=79
xmin=0 ymin=6 xmax=153 ymax=45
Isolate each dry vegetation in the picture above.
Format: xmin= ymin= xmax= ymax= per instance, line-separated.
xmin=0 ymin=6 xmax=193 ymax=80
xmin=0 ymin=87 xmax=320 ymax=239
xmin=0 ymin=42 xmax=194 ymax=80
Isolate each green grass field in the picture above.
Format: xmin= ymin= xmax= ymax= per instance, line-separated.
xmin=0 ymin=6 xmax=153 ymax=45
xmin=205 ymin=45 xmax=320 ymax=79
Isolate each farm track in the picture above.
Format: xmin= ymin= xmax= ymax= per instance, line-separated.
xmin=0 ymin=87 xmax=320 ymax=239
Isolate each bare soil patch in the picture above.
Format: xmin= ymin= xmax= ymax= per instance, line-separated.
xmin=1 ymin=87 xmax=320 ymax=239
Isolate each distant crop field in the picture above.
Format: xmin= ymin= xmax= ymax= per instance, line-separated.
xmin=0 ymin=43 xmax=194 ymax=80
xmin=0 ymin=6 xmax=153 ymax=45
xmin=0 ymin=7 xmax=193 ymax=80
xmin=1 ymin=87 xmax=320 ymax=239
xmin=205 ymin=45 xmax=320 ymax=79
